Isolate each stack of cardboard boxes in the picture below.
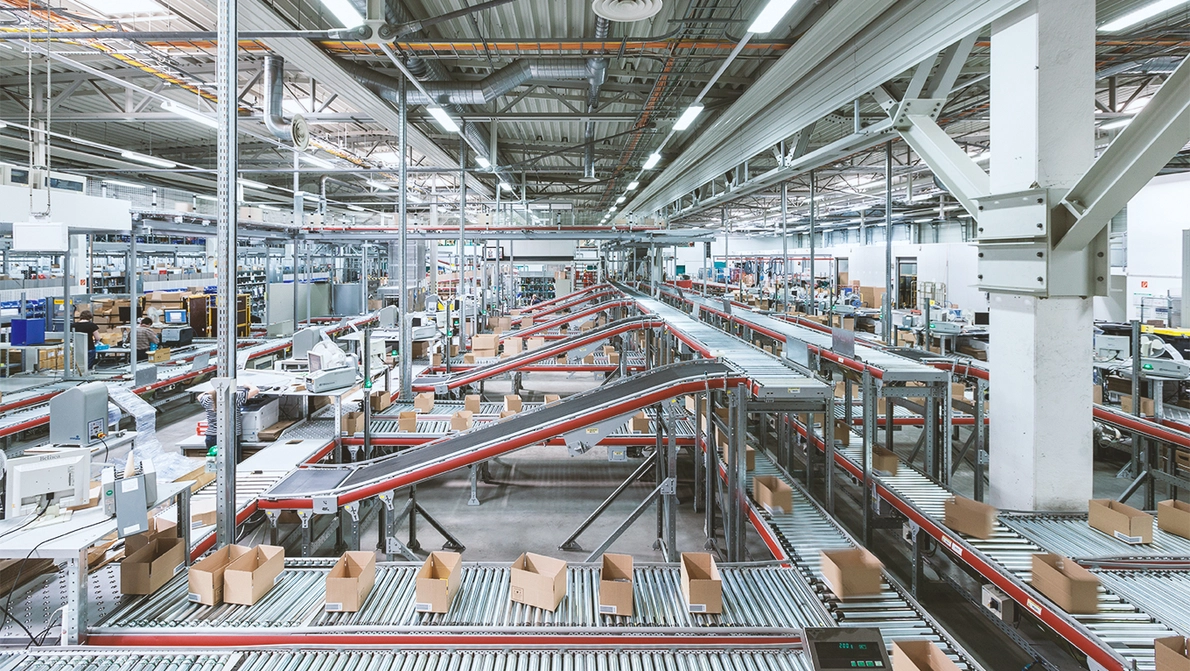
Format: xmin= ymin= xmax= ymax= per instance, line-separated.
xmin=472 ymin=334 xmax=499 ymax=358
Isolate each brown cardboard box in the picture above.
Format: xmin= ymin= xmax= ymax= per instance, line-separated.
xmin=679 ymin=552 xmax=722 ymax=614
xmin=415 ymin=551 xmax=462 ymax=613
xmin=224 ymin=545 xmax=285 ymax=606
xmin=504 ymin=395 xmax=522 ymax=413
xmin=872 ymin=446 xmax=899 ymax=475
xmin=465 ymin=395 xmax=482 ymax=413
xmin=121 ymin=536 xmax=185 ymax=595
xmin=943 ymin=496 xmax=998 ymax=539
xmin=583 ymin=354 xmax=595 ymax=365
xmin=500 ymin=410 xmax=517 ymax=419
xmin=343 ymin=411 xmax=365 ymax=435
xmin=609 ymin=352 xmax=621 ymax=364
xmin=473 ymin=348 xmax=497 ymax=359
xmin=719 ymin=443 xmax=756 ymax=471
xmin=1155 ymin=636 xmax=1190 ymax=671
xmin=370 ymin=390 xmax=392 ymax=413
xmin=1030 ymin=553 xmax=1099 ymax=613
xmin=463 ymin=353 xmax=476 ymax=364
xmin=543 ymin=394 xmax=561 ymax=405
xmin=834 ymin=418 xmax=851 ymax=446
xmin=505 ymin=338 xmax=523 ymax=355
xmin=414 ymin=392 xmax=435 ymax=413
xmin=1093 ymin=386 xmax=1103 ymax=404
xmin=451 ymin=410 xmax=474 ymax=431
xmin=527 ymin=337 xmax=546 ymax=350
xmin=598 ymin=553 xmax=634 ymax=616
xmin=1121 ymin=395 xmax=1156 ymax=416
xmin=509 ymin=552 xmax=567 ymax=611
xmin=631 ymin=412 xmax=650 ymax=433
xmin=432 ymin=353 xmax=443 ymax=366
xmin=411 ymin=341 xmax=430 ymax=358
xmin=819 ymin=548 xmax=883 ymax=600
xmin=398 ymin=411 xmax=418 ymax=433
xmin=188 ymin=544 xmax=251 ymax=606
xmin=892 ymin=639 xmax=962 ymax=671
xmin=325 ymin=552 xmax=375 ymax=613
xmin=1158 ymin=499 xmax=1190 ymax=540
xmin=1088 ymin=499 xmax=1153 ymax=544
xmin=125 ymin=517 xmax=178 ymax=555
xmin=190 ymin=498 xmax=217 ymax=529
xmin=520 ymin=316 xmax=534 ymax=328
xmin=149 ymin=347 xmax=171 ymax=363
xmin=752 ymin=475 xmax=793 ymax=514
xmin=472 ymin=334 xmax=498 ymax=350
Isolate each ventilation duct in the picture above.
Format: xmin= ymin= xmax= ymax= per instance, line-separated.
xmin=262 ymin=55 xmax=309 ymax=150
xmin=347 ymin=59 xmax=594 ymax=107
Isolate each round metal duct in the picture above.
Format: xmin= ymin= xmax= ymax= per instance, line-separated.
xmin=592 ymin=0 xmax=663 ymax=22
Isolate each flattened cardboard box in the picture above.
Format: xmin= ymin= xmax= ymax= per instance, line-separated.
xmin=325 ymin=551 xmax=376 ymax=613
xmin=943 ymin=496 xmax=998 ymax=540
xmin=1155 ymin=636 xmax=1190 ymax=671
xmin=598 ymin=553 xmax=633 ymax=616
xmin=752 ymin=475 xmax=792 ymax=514
xmin=1088 ymin=499 xmax=1153 ymax=544
xmin=892 ymin=639 xmax=961 ymax=671
xmin=509 ymin=552 xmax=567 ymax=611
xmin=1158 ymin=499 xmax=1190 ymax=540
xmin=224 ymin=544 xmax=285 ymax=606
xmin=679 ymin=552 xmax=722 ymax=614
xmin=415 ymin=551 xmax=462 ymax=613
xmin=188 ymin=544 xmax=251 ymax=606
xmin=1030 ymin=553 xmax=1098 ymax=614
xmin=121 ymin=536 xmax=185 ymax=595
xmin=819 ymin=548 xmax=883 ymax=600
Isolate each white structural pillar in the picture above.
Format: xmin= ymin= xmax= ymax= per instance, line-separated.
xmin=987 ymin=0 xmax=1095 ymax=511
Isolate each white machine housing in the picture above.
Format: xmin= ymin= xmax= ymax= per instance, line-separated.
xmin=241 ymin=397 xmax=280 ymax=442
xmin=4 ymin=448 xmax=90 ymax=518
xmin=49 ymin=381 xmax=109 ymax=447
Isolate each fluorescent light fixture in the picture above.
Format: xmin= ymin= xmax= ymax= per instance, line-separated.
xmin=347 ymin=204 xmax=365 ymax=212
xmin=366 ymin=179 xmax=392 ymax=191
xmin=643 ymin=153 xmax=661 ymax=170
xmin=476 ymin=156 xmax=491 ymax=169
xmin=748 ymin=0 xmax=799 ymax=33
xmin=0 ymin=121 xmax=7 ymax=129
xmin=673 ymin=104 xmax=704 ymax=131
xmin=616 ymin=196 xmax=626 ymax=204
xmin=239 ymin=178 xmax=271 ymax=191
xmin=427 ymin=106 xmax=460 ymax=132
xmin=196 ymin=194 xmax=217 ymax=201
xmin=1100 ymin=117 xmax=1134 ymax=130
xmin=161 ymin=100 xmax=217 ymax=128
xmin=76 ymin=0 xmax=165 ymax=16
xmin=113 ymin=13 xmax=179 ymax=23
xmin=912 ymin=217 xmax=933 ymax=223
xmin=609 ymin=206 xmax=618 ymax=213
xmin=1099 ymin=0 xmax=1190 ymax=32
xmin=121 ymin=150 xmax=176 ymax=168
xmin=317 ymin=0 xmax=365 ymax=28
xmin=627 ymin=180 xmax=639 ymax=190
xmin=500 ymin=182 xmax=513 ymax=191
xmin=102 ymin=179 xmax=145 ymax=189
xmin=301 ymin=154 xmax=335 ymax=169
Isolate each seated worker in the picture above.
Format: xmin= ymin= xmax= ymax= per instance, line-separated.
xmin=197 ymin=385 xmax=261 ymax=453
xmin=74 ymin=310 xmax=100 ymax=369
xmin=134 ymin=317 xmax=159 ymax=360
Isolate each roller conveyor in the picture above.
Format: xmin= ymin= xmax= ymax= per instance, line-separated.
xmin=261 ymin=360 xmax=747 ymax=509
xmin=1000 ymin=514 xmax=1190 ymax=561
xmin=520 ymin=283 xmax=615 ymax=316
xmin=6 ymin=647 xmax=814 ymax=671
xmin=513 ymin=299 xmax=637 ymax=338
xmin=89 ymin=561 xmax=829 ymax=642
xmin=1095 ymin=569 xmax=1190 ymax=638
xmin=413 ymin=316 xmax=661 ymax=391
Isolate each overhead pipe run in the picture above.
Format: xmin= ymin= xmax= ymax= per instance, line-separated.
xmin=262 ymin=55 xmax=310 ymax=150
xmin=346 ymin=58 xmax=594 ymax=107
xmin=581 ymin=17 xmax=611 ymax=183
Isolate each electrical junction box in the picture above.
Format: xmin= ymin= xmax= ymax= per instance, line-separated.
xmin=981 ymin=584 xmax=1015 ymax=622
xmin=49 ymin=381 xmax=108 ymax=447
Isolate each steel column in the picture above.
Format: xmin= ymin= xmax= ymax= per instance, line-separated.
xmin=215 ymin=0 xmax=238 ymax=550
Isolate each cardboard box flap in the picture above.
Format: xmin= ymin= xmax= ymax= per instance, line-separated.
xmin=598 ymin=553 xmax=634 ymax=616
xmin=325 ymin=551 xmax=376 ymax=612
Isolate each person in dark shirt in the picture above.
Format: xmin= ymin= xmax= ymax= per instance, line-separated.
xmin=74 ymin=310 xmax=100 ymax=369
xmin=134 ymin=317 xmax=159 ymax=360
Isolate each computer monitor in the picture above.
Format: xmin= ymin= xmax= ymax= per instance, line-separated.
xmin=974 ymin=311 xmax=990 ymax=326
xmin=164 ymin=310 xmax=188 ymax=325
xmin=4 ymin=448 xmax=91 ymax=518
xmin=308 ymin=351 xmax=323 ymax=373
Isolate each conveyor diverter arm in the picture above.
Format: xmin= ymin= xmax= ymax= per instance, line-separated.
xmin=260 ymin=360 xmax=744 ymax=510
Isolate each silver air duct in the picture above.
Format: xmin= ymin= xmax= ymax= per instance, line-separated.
xmin=263 ymin=55 xmax=309 ymax=150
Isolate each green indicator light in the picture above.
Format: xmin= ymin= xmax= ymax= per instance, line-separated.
xmin=1143 ymin=363 xmax=1154 ymax=370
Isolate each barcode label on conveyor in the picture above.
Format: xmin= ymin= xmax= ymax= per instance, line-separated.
xmin=1113 ymin=530 xmax=1144 ymax=544
xmin=187 ymin=593 xmax=201 ymax=602
xmin=325 ymin=603 xmax=343 ymax=612
xmin=1026 ymin=598 xmax=1042 ymax=616
xmin=415 ymin=603 xmax=432 ymax=612
xmin=586 ymin=428 xmax=599 ymax=434
xmin=687 ymin=604 xmax=707 ymax=613
xmin=598 ymin=605 xmax=617 ymax=614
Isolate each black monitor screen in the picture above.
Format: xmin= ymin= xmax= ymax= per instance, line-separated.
xmin=974 ymin=311 xmax=990 ymax=326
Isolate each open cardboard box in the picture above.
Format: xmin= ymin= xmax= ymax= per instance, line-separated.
xmin=892 ymin=639 xmax=961 ymax=671
xmin=1030 ymin=553 xmax=1099 ymax=614
xmin=598 ymin=553 xmax=634 ymax=616
xmin=504 ymin=395 xmax=522 ymax=413
xmin=451 ymin=410 xmax=474 ymax=431
xmin=121 ymin=535 xmax=185 ymax=595
xmin=1158 ymin=499 xmax=1190 ymax=540
xmin=679 ymin=552 xmax=722 ymax=614
xmin=343 ymin=411 xmax=365 ymax=435
xmin=943 ymin=496 xmax=998 ymax=539
xmin=224 ymin=544 xmax=285 ymax=606
xmin=1155 ymin=636 xmax=1190 ymax=671
xmin=510 ymin=552 xmax=567 ymax=611
xmin=752 ymin=475 xmax=792 ymax=514
xmin=369 ymin=390 xmax=392 ymax=413
xmin=631 ymin=412 xmax=650 ymax=433
xmin=398 ymin=411 xmax=418 ymax=433
xmin=872 ymin=446 xmax=899 ymax=475
xmin=819 ymin=548 xmax=883 ymax=600
xmin=415 ymin=551 xmax=462 ymax=613
xmin=188 ymin=544 xmax=251 ymax=606
xmin=465 ymin=395 xmax=482 ymax=413
xmin=414 ymin=392 xmax=435 ymax=413
xmin=543 ymin=394 xmax=561 ymax=405
xmin=325 ymin=551 xmax=376 ymax=613
xmin=1088 ymin=499 xmax=1153 ymax=544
